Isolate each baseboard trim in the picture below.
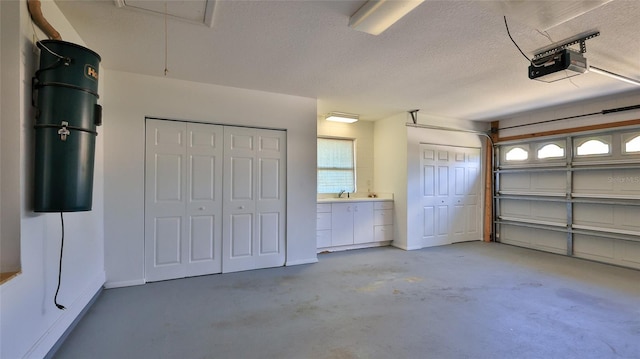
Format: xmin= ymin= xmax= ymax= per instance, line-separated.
xmin=392 ymin=243 xmax=423 ymax=251
xmin=286 ymin=257 xmax=318 ymax=266
xmin=103 ymin=278 xmax=146 ymax=289
xmin=25 ymin=271 xmax=105 ymax=359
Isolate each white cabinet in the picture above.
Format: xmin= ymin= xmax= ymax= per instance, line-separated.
xmin=316 ymin=204 xmax=332 ymax=248
xmin=331 ymin=203 xmax=356 ymax=246
xmin=332 ymin=202 xmax=374 ymax=245
xmin=317 ymin=200 xmax=393 ymax=251
xmin=353 ymin=203 xmax=374 ymax=244
xmin=374 ymin=201 xmax=394 ymax=242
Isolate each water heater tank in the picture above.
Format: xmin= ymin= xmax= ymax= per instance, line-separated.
xmin=33 ymin=40 xmax=101 ymax=212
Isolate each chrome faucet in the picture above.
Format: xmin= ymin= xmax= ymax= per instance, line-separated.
xmin=338 ymin=190 xmax=345 ymax=198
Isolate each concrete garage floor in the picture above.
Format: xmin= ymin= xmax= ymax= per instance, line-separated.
xmin=53 ymin=242 xmax=640 ymax=359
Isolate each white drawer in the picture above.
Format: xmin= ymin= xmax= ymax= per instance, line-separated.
xmin=374 ymin=209 xmax=393 ymax=226
xmin=317 ymin=212 xmax=332 ymax=230
xmin=316 ymin=230 xmax=332 ymax=248
xmin=317 ymin=203 xmax=332 ymax=213
xmin=374 ymin=225 xmax=393 ymax=242
xmin=374 ymin=201 xmax=394 ymax=210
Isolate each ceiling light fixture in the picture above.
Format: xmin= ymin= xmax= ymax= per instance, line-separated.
xmin=349 ymin=0 xmax=425 ymax=36
xmin=326 ymin=112 xmax=359 ymax=123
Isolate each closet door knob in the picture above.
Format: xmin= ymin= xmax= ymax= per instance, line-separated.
xmin=199 ymin=207 xmax=205 ymax=210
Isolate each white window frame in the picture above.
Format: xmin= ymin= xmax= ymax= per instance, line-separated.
xmin=317 ymin=137 xmax=356 ymax=194
xmin=536 ymin=142 xmax=566 ymax=160
xmin=574 ymin=136 xmax=612 ymax=158
xmin=503 ymin=145 xmax=530 ymax=162
xmin=622 ymin=132 xmax=640 ymax=155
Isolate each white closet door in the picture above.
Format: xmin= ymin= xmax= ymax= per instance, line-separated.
xmin=185 ymin=122 xmax=223 ymax=277
xmin=145 ymin=120 xmax=223 ymax=282
xmin=145 ymin=119 xmax=188 ymax=281
xmin=420 ymin=144 xmax=481 ymax=247
xmin=223 ymin=127 xmax=286 ymax=273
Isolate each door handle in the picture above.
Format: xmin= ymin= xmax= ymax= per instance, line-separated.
xmin=199 ymin=206 xmax=206 ymax=210
xmin=238 ymin=206 xmax=244 ymax=210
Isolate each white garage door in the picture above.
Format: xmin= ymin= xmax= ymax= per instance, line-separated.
xmin=495 ymin=128 xmax=640 ymax=269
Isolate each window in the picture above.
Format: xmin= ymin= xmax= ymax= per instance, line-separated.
xmin=576 ymin=139 xmax=610 ymax=156
xmin=505 ymin=147 xmax=528 ymax=161
xmin=537 ymin=143 xmax=565 ymax=159
xmin=624 ymin=135 xmax=640 ymax=153
xmin=317 ymin=138 xmax=356 ymax=193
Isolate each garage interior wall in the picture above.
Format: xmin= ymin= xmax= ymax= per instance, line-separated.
xmin=374 ymin=113 xmax=487 ymax=250
xmin=1 ymin=1 xmax=105 ymax=358
xmin=103 ymin=70 xmax=318 ymax=288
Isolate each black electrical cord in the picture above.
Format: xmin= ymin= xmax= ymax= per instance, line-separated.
xmin=498 ymin=104 xmax=640 ymax=131
xmin=504 ymin=16 xmax=544 ymax=68
xmin=54 ymin=212 xmax=66 ymax=310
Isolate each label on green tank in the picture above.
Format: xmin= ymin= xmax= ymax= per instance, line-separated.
xmin=85 ymin=65 xmax=99 ymax=81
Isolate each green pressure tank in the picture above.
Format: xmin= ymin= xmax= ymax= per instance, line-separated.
xmin=33 ymin=40 xmax=101 ymax=212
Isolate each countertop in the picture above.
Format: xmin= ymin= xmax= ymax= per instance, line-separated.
xmin=317 ymin=196 xmax=393 ymax=203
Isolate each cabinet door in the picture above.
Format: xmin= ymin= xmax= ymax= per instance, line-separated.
xmin=331 ymin=203 xmax=354 ymax=246
xmin=353 ymin=202 xmax=374 ymax=244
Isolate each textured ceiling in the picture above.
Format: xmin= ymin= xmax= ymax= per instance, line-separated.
xmin=54 ymin=0 xmax=640 ymax=122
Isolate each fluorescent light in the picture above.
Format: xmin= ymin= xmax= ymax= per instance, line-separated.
xmin=326 ymin=112 xmax=359 ymax=123
xmin=349 ymin=0 xmax=425 ymax=35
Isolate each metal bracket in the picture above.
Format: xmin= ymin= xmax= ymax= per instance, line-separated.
xmin=408 ymin=109 xmax=419 ymax=125
xmin=58 ymin=121 xmax=70 ymax=141
xmin=532 ymin=30 xmax=600 ymax=60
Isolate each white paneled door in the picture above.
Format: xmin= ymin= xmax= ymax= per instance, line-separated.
xmin=145 ymin=120 xmax=286 ymax=281
xmin=145 ymin=120 xmax=223 ymax=281
xmin=420 ymin=144 xmax=481 ymax=247
xmin=223 ymin=127 xmax=286 ymax=273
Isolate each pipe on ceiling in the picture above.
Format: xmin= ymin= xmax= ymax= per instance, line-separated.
xmin=27 ymin=0 xmax=62 ymax=40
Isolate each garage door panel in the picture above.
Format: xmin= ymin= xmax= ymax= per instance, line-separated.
xmin=500 ymin=225 xmax=565 ymax=254
xmin=574 ymin=204 xmax=640 ymax=234
xmin=615 ymin=169 xmax=640 ymax=194
xmin=619 ymin=241 xmax=640 ymax=268
xmin=531 ymin=172 xmax=565 ymax=193
xmin=573 ymin=171 xmax=612 ymax=194
xmin=574 ymin=234 xmax=640 ymax=270
xmin=501 ymin=199 xmax=565 ymax=224
xmin=573 ymin=234 xmax=614 ymax=261
xmin=574 ymin=203 xmax=614 ymax=226
xmin=500 ymin=173 xmax=531 ymax=191
xmin=501 ymin=199 xmax=531 ymax=218
xmin=620 ymin=206 xmax=640 ymax=231
xmin=531 ymin=201 xmax=565 ymax=223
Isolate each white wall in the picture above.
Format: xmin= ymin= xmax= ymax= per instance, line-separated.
xmin=103 ymin=70 xmax=318 ymax=288
xmin=374 ymin=113 xmax=408 ymax=248
xmin=0 ymin=0 xmax=21 ymax=275
xmin=499 ymin=91 xmax=640 ymax=138
xmin=375 ymin=112 xmax=486 ymax=250
xmin=317 ymin=118 xmax=374 ymax=196
xmin=0 ymin=1 xmax=105 ymax=358
xmin=406 ymin=115 xmax=485 ymax=250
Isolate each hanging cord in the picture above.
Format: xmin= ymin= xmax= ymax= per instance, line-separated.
xmin=54 ymin=212 xmax=66 ymax=310
xmin=164 ymin=1 xmax=169 ymax=76
xmin=503 ymin=16 xmax=543 ymax=68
